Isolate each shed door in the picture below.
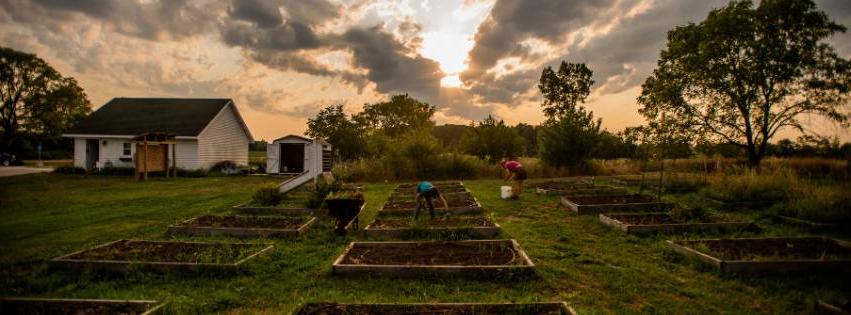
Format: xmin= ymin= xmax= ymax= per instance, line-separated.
xmin=266 ymin=144 xmax=280 ymax=173
xmin=280 ymin=143 xmax=304 ymax=173
xmin=85 ymin=139 xmax=99 ymax=170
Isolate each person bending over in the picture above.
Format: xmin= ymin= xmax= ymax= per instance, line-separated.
xmin=415 ymin=181 xmax=449 ymax=219
xmin=501 ymin=159 xmax=527 ymax=199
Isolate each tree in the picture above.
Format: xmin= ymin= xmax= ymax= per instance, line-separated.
xmin=638 ymin=0 xmax=851 ymax=168
xmin=514 ymin=123 xmax=537 ymax=156
xmin=459 ymin=115 xmax=525 ymax=162
xmin=354 ymin=94 xmax=436 ymax=137
xmin=0 ymin=47 xmax=91 ymax=151
xmin=306 ymin=105 xmax=367 ymax=160
xmin=536 ymin=61 xmax=602 ymax=168
xmin=538 ymin=61 xmax=594 ymax=120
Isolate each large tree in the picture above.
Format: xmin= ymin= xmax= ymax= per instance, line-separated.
xmin=459 ymin=115 xmax=525 ymax=162
xmin=354 ymin=94 xmax=436 ymax=137
xmin=638 ymin=0 xmax=851 ymax=167
xmin=0 ymin=47 xmax=90 ymax=151
xmin=306 ymin=104 xmax=367 ymax=160
xmin=536 ymin=61 xmax=602 ymax=168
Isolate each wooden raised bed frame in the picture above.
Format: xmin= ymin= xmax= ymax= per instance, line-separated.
xmin=232 ymin=204 xmax=315 ymax=216
xmin=561 ymin=195 xmax=672 ymax=215
xmin=667 ymin=237 xmax=851 ymax=274
xmin=599 ymin=213 xmax=751 ymax=235
xmin=380 ymin=197 xmax=483 ymax=215
xmin=167 ymin=215 xmax=317 ymax=238
xmin=363 ymin=219 xmax=501 ymax=238
xmin=295 ymin=302 xmax=575 ymax=315
xmin=536 ymin=186 xmax=627 ymax=196
xmin=52 ymin=239 xmax=274 ymax=273
xmin=0 ymin=297 xmax=164 ymax=314
xmin=332 ymin=239 xmax=534 ymax=278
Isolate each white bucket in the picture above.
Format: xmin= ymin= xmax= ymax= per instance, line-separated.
xmin=500 ymin=186 xmax=513 ymax=199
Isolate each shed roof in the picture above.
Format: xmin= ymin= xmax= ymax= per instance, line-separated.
xmin=64 ymin=98 xmax=245 ymax=137
xmin=272 ymin=134 xmax=314 ymax=143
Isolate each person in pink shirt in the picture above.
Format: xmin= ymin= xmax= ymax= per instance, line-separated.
xmin=500 ymin=159 xmax=527 ymax=199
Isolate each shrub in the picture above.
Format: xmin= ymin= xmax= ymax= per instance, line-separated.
xmin=210 ymin=160 xmax=239 ymax=175
xmin=177 ymin=168 xmax=208 ymax=177
xmin=305 ymin=178 xmax=342 ymax=209
xmin=251 ymin=184 xmax=283 ymax=206
xmin=95 ymin=167 xmax=135 ymax=176
xmin=663 ymin=172 xmax=708 ymax=194
xmin=53 ymin=166 xmax=86 ymax=174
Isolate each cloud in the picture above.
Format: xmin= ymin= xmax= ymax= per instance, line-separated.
xmin=0 ymin=0 xmax=219 ymax=40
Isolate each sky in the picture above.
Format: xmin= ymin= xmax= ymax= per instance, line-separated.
xmin=1 ymin=0 xmax=850 ymax=142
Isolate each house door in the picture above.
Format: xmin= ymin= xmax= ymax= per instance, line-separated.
xmin=280 ymin=143 xmax=305 ymax=173
xmin=85 ymin=139 xmax=99 ymax=170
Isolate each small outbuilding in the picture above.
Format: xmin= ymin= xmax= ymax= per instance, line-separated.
xmin=63 ymin=98 xmax=253 ymax=171
xmin=266 ymin=135 xmax=332 ymax=175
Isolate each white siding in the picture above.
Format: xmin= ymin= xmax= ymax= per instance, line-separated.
xmin=174 ymin=140 xmax=200 ymax=169
xmin=73 ymin=138 xmax=86 ymax=168
xmin=197 ymin=104 xmax=250 ymax=169
xmin=71 ymin=137 xmax=200 ymax=170
xmin=96 ymin=138 xmax=134 ymax=168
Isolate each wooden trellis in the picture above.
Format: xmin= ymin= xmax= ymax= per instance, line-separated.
xmin=133 ymin=132 xmax=177 ymax=180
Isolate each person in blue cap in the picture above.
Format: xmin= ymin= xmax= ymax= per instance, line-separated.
xmin=414 ymin=181 xmax=449 ymax=219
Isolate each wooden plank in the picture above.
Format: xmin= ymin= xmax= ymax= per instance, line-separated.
xmin=51 ymin=239 xmax=274 ymax=274
xmin=167 ymin=216 xmax=317 ymax=238
xmin=295 ymin=302 xmax=576 ymax=315
xmin=0 ymin=297 xmax=164 ymax=315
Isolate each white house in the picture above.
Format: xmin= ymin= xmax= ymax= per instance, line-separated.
xmin=63 ymin=98 xmax=253 ymax=170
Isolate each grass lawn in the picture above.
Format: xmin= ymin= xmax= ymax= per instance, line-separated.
xmin=0 ymin=173 xmax=847 ymax=314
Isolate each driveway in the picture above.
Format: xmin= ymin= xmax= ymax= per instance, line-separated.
xmin=0 ymin=166 xmax=54 ymax=177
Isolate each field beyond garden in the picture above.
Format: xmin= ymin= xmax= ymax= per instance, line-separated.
xmin=0 ymin=172 xmax=848 ymax=314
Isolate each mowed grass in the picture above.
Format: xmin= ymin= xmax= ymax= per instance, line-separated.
xmin=0 ymin=174 xmax=847 ymax=314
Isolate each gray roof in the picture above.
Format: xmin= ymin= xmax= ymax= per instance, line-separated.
xmin=65 ymin=98 xmax=239 ymax=137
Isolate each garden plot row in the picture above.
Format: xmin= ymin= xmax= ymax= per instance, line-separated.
xmin=369 ymin=182 xmax=493 ymax=238
xmin=295 ymin=302 xmax=576 ymax=314
xmin=542 ymin=177 xmax=851 ymax=275
xmin=333 ymin=182 xmax=535 ymax=279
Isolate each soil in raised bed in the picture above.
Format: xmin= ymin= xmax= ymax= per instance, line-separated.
xmin=296 ymin=303 xmax=568 ymax=315
xmin=370 ymin=216 xmax=495 ymax=229
xmin=382 ymin=198 xmax=478 ymax=210
xmin=183 ymin=215 xmax=308 ymax=229
xmin=341 ymin=242 xmax=525 ymax=266
xmin=567 ymin=194 xmax=657 ymax=205
xmin=64 ymin=240 xmax=268 ymax=264
xmin=607 ymin=213 xmax=728 ymax=225
xmin=534 ymin=181 xmax=592 ymax=190
xmin=682 ymin=238 xmax=851 ymax=261
xmin=0 ymin=299 xmax=155 ymax=314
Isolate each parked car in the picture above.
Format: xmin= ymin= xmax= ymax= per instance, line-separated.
xmin=0 ymin=153 xmax=24 ymax=166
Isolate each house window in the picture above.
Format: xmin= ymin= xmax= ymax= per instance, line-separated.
xmin=123 ymin=143 xmax=132 ymax=156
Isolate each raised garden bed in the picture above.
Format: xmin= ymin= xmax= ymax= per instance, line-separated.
xmin=380 ymin=197 xmax=482 ymax=215
xmin=295 ymin=302 xmax=575 ymax=315
xmin=52 ymin=239 xmax=274 ymax=273
xmin=389 ymin=190 xmax=473 ymax=200
xmin=561 ymin=195 xmax=672 ymax=214
xmin=771 ymin=215 xmax=842 ymax=231
xmin=667 ymin=237 xmax=851 ymax=274
xmin=599 ymin=212 xmax=751 ymax=235
xmin=0 ymin=297 xmax=164 ymax=314
xmin=536 ymin=185 xmax=627 ymax=196
xmin=168 ymin=215 xmax=316 ymax=238
xmin=395 ymin=181 xmax=464 ymax=189
xmin=332 ymin=239 xmax=534 ymax=278
xmin=232 ymin=203 xmax=315 ymax=216
xmin=531 ymin=180 xmax=594 ymax=192
xmin=364 ymin=216 xmax=501 ymax=238
xmin=817 ymin=299 xmax=851 ymax=315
